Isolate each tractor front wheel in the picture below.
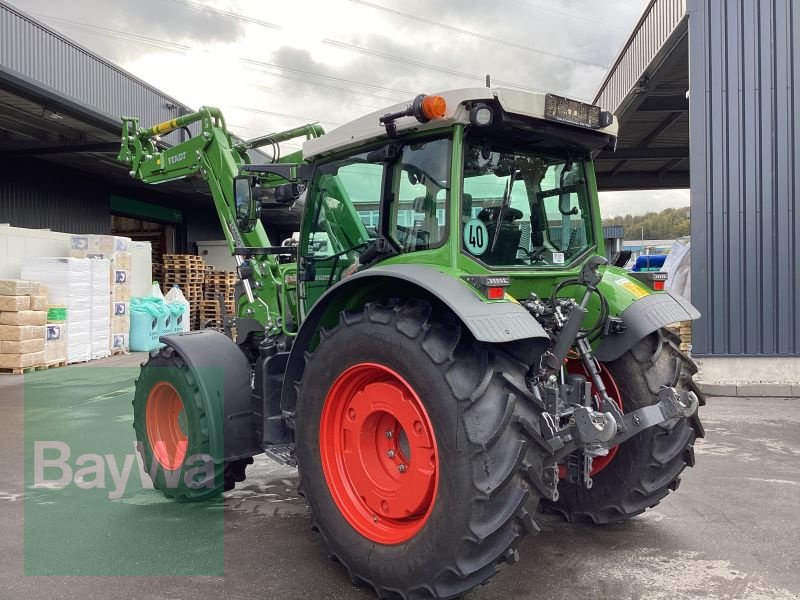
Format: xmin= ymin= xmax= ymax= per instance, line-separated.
xmin=295 ymin=299 xmax=545 ymax=600
xmin=133 ymin=346 xmax=252 ymax=501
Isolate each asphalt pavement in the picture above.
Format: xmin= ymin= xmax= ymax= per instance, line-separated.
xmin=0 ymin=353 xmax=798 ymax=600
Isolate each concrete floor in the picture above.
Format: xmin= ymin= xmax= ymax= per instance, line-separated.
xmin=0 ymin=353 xmax=798 ymax=600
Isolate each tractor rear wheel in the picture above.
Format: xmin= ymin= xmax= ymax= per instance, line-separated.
xmin=133 ymin=346 xmax=251 ymax=501
xmin=295 ymin=299 xmax=545 ymax=600
xmin=544 ymin=330 xmax=704 ymax=523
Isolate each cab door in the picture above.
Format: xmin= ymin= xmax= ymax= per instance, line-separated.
xmin=299 ymin=154 xmax=385 ymax=313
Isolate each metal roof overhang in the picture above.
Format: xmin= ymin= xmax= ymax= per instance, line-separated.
xmin=0 ymin=0 xmax=271 ymax=216
xmin=593 ymin=0 xmax=689 ymax=191
xmin=0 ymin=65 xmax=216 ymax=203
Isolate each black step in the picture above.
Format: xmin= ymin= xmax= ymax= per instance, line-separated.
xmin=264 ymin=444 xmax=296 ymax=467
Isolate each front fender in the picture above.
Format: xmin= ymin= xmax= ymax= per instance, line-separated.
xmin=282 ymin=264 xmax=550 ymax=412
xmin=160 ymin=330 xmax=260 ymax=461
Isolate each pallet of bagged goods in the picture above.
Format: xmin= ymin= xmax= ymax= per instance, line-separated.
xmin=70 ymin=235 xmax=132 ymax=354
xmin=0 ymin=279 xmax=47 ymax=374
xmin=22 ymin=258 xmax=92 ymax=364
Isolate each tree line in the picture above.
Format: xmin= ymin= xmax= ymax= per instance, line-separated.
xmin=603 ymin=206 xmax=690 ymax=240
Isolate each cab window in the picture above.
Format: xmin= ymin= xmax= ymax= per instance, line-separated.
xmin=387 ymin=138 xmax=451 ymax=252
xmin=462 ymin=142 xmax=594 ymax=268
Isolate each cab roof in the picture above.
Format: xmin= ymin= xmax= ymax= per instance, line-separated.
xmin=302 ymin=87 xmax=619 ymax=159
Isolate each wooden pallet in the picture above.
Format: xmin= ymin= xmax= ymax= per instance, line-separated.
xmin=1 ymin=363 xmax=55 ymax=375
xmin=163 ymin=272 xmax=204 ymax=278
xmin=44 ymin=359 xmax=68 ymax=369
xmin=163 ymin=253 xmax=204 ymax=263
xmin=200 ymin=299 xmax=235 ymax=308
xmin=205 ymin=272 xmax=237 ymax=281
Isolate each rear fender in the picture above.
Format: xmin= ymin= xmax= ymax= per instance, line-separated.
xmin=594 ymin=291 xmax=700 ymax=362
xmin=281 ymin=264 xmax=550 ymax=413
xmin=160 ymin=330 xmax=260 ymax=461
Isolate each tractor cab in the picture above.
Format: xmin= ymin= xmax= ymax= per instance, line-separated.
xmin=296 ymin=87 xmax=619 ymax=308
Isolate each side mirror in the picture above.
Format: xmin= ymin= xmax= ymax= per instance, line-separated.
xmin=234 ymin=176 xmax=259 ymax=232
xmin=558 ymin=162 xmax=579 ymax=216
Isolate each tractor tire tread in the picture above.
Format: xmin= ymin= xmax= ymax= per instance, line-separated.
xmin=296 ymin=299 xmax=546 ymax=600
xmin=133 ymin=345 xmax=250 ymax=501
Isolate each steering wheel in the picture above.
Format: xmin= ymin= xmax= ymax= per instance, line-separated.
xmin=477 ymin=206 xmax=523 ymax=223
xmin=517 ymin=247 xmax=547 ymax=263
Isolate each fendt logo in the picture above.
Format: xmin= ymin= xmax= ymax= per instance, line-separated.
xmin=167 ymin=151 xmax=187 ymax=165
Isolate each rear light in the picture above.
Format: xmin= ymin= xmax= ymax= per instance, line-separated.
xmin=463 ymin=275 xmax=511 ymax=300
xmin=651 ymin=272 xmax=667 ymax=291
xmin=487 ymin=287 xmax=505 ymax=300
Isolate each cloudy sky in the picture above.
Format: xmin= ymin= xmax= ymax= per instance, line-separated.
xmin=9 ymin=0 xmax=688 ymax=216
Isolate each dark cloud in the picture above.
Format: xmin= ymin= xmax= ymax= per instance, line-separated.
xmin=6 ymin=0 xmax=649 ymax=133
xmin=7 ymin=0 xmax=244 ymax=61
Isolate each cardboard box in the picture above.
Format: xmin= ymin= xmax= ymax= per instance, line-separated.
xmin=0 ymin=325 xmax=45 ymax=341
xmin=113 ymin=302 xmax=129 ymax=317
xmin=0 ymin=351 xmax=44 ymax=369
xmin=97 ymin=235 xmax=131 ymax=254
xmin=0 ymin=310 xmax=47 ymax=326
xmin=46 ymin=324 xmax=63 ymax=342
xmin=0 ymin=280 xmax=30 ymax=296
xmin=112 ymin=285 xmax=131 ymax=302
xmin=70 ymin=235 xmax=91 ymax=253
xmin=1 ymin=338 xmax=45 ymax=354
xmin=29 ymin=295 xmax=48 ymax=311
xmin=45 ymin=339 xmax=67 ymax=364
xmin=0 ymin=296 xmax=30 ymax=311
xmin=114 ymin=252 xmax=132 ymax=271
xmin=111 ymin=315 xmax=130 ymax=334
xmin=71 ymin=234 xmax=131 ymax=255
xmin=111 ymin=333 xmax=129 ymax=351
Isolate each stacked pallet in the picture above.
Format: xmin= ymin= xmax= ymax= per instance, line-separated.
xmin=200 ymin=270 xmax=237 ymax=329
xmin=162 ymin=254 xmax=206 ymax=328
xmin=678 ymin=320 xmax=692 ymax=354
xmin=0 ymin=280 xmax=48 ymax=374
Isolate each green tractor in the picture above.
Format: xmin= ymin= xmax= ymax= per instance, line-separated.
xmin=120 ymin=87 xmax=704 ymax=599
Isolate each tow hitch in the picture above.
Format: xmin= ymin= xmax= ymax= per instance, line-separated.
xmin=542 ymin=385 xmax=699 ymax=457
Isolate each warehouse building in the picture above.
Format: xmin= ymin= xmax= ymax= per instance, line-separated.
xmin=0 ymin=0 xmax=263 ymax=265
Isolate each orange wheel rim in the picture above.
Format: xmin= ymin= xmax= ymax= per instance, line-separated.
xmin=319 ymin=363 xmax=439 ymax=545
xmin=145 ymin=381 xmax=188 ymax=471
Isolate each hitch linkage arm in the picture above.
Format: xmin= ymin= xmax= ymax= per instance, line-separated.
xmin=539 ymin=386 xmax=699 ymax=460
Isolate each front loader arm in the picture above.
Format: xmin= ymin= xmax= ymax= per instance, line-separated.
xmin=118 ymin=106 xmax=324 ymax=337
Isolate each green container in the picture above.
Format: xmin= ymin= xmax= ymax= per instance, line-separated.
xmin=47 ymin=307 xmax=68 ymax=322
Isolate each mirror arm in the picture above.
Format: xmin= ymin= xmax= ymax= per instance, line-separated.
xmin=240 ymin=163 xmax=312 ymax=181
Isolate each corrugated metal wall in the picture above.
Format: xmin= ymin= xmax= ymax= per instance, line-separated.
xmin=0 ymin=0 xmax=191 ymax=129
xmin=689 ymin=0 xmax=800 ymax=355
xmin=595 ymin=0 xmax=687 ymax=111
xmin=0 ymin=158 xmax=110 ymax=234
